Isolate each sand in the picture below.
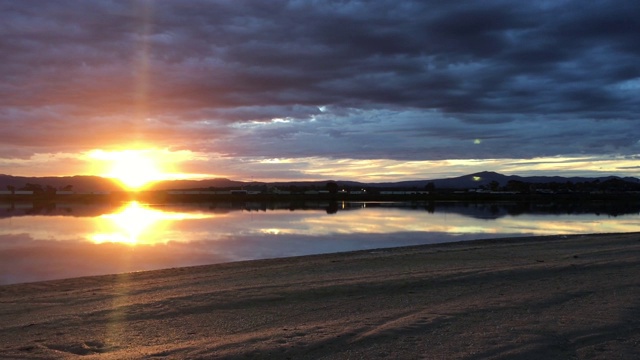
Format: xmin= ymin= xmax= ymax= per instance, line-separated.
xmin=1 ymin=233 xmax=639 ymax=359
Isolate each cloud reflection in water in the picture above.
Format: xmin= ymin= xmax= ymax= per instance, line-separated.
xmin=1 ymin=201 xmax=639 ymax=285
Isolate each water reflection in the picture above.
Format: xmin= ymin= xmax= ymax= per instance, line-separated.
xmin=91 ymin=202 xmax=214 ymax=245
xmin=1 ymin=200 xmax=639 ymax=285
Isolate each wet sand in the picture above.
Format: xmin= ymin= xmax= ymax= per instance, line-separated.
xmin=1 ymin=232 xmax=639 ymax=359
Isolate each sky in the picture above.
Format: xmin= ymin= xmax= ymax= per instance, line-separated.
xmin=1 ymin=0 xmax=639 ymax=183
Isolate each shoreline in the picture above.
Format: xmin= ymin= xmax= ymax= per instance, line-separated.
xmin=0 ymin=232 xmax=621 ymax=288
xmin=2 ymin=232 xmax=640 ymax=359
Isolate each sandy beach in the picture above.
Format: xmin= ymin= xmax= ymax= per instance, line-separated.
xmin=1 ymin=232 xmax=639 ymax=359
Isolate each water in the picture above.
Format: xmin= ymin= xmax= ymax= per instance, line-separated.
xmin=1 ymin=200 xmax=639 ymax=285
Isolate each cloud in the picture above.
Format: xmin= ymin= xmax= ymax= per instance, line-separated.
xmin=0 ymin=0 xmax=639 ymax=179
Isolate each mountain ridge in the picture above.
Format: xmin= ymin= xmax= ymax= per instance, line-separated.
xmin=1 ymin=172 xmax=638 ymax=192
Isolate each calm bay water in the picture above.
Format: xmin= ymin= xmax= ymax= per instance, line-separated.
xmin=1 ymin=200 xmax=639 ymax=285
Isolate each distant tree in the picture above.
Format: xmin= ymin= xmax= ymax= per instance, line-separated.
xmin=506 ymin=180 xmax=528 ymax=193
xmin=549 ymin=182 xmax=561 ymax=192
xmin=20 ymin=183 xmax=44 ymax=194
xmin=565 ymin=181 xmax=575 ymax=192
xmin=6 ymin=185 xmax=15 ymax=194
xmin=326 ymin=181 xmax=339 ymax=194
xmin=61 ymin=184 xmax=73 ymax=191
xmin=425 ymin=182 xmax=435 ymax=192
xmin=489 ymin=180 xmax=500 ymax=192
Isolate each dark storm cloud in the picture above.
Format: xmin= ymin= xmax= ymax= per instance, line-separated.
xmin=1 ymin=0 xmax=639 ymax=161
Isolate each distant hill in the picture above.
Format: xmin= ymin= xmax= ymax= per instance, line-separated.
xmin=0 ymin=175 xmax=120 ymax=192
xmin=295 ymin=171 xmax=639 ymax=191
xmin=1 ymin=171 xmax=638 ymax=192
xmin=375 ymin=171 xmax=640 ymax=190
xmin=148 ymin=178 xmax=247 ymax=190
xmin=0 ymin=175 xmax=248 ymax=193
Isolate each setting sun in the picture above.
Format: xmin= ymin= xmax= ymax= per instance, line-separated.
xmin=89 ymin=149 xmax=168 ymax=189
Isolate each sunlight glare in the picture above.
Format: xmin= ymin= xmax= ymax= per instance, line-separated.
xmin=89 ymin=149 xmax=167 ymax=189
xmin=90 ymin=201 xmax=213 ymax=245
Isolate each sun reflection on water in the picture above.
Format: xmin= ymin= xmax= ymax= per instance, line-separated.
xmin=90 ymin=201 xmax=213 ymax=245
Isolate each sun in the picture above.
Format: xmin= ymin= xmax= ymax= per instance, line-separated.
xmin=90 ymin=149 xmax=166 ymax=190
xmin=109 ymin=152 xmax=163 ymax=189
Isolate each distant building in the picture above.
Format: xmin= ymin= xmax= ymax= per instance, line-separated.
xmin=269 ymin=187 xmax=291 ymax=195
xmin=167 ymin=190 xmax=207 ymax=195
xmin=380 ymin=191 xmax=428 ymax=195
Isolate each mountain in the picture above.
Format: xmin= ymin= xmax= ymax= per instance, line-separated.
xmin=0 ymin=175 xmax=248 ymax=192
xmin=331 ymin=171 xmax=640 ymax=190
xmin=1 ymin=171 xmax=638 ymax=192
xmin=382 ymin=171 xmax=640 ymax=190
xmin=0 ymin=175 xmax=120 ymax=192
xmin=148 ymin=178 xmax=247 ymax=190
